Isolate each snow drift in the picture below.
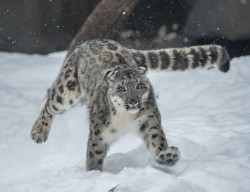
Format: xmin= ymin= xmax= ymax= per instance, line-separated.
xmin=0 ymin=51 xmax=250 ymax=192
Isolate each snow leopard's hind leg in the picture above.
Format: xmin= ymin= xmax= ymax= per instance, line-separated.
xmin=30 ymin=52 xmax=82 ymax=143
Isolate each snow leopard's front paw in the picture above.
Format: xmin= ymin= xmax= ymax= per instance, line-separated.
xmin=30 ymin=119 xmax=51 ymax=144
xmin=155 ymin=146 xmax=180 ymax=166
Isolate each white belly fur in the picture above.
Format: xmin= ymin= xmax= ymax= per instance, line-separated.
xmin=102 ymin=107 xmax=139 ymax=144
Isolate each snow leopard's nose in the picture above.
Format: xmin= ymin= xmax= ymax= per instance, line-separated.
xmin=129 ymin=99 xmax=138 ymax=105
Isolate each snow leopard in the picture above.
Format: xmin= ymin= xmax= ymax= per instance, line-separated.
xmin=30 ymin=39 xmax=230 ymax=171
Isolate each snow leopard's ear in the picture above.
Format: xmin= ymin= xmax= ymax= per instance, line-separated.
xmin=137 ymin=65 xmax=147 ymax=74
xmin=106 ymin=70 xmax=118 ymax=81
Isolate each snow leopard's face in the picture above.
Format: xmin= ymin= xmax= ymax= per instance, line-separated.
xmin=107 ymin=67 xmax=150 ymax=114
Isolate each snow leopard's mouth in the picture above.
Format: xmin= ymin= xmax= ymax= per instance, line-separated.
xmin=126 ymin=104 xmax=140 ymax=114
xmin=127 ymin=107 xmax=139 ymax=114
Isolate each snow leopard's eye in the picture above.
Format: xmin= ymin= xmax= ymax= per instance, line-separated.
xmin=117 ymin=86 xmax=126 ymax=92
xmin=136 ymin=83 xmax=145 ymax=89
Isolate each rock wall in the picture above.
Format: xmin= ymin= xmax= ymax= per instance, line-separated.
xmin=0 ymin=0 xmax=249 ymax=56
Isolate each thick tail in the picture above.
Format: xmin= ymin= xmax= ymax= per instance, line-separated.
xmin=131 ymin=45 xmax=230 ymax=73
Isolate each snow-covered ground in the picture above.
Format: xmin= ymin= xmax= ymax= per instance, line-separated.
xmin=0 ymin=51 xmax=250 ymax=192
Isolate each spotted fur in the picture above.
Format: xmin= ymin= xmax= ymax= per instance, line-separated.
xmin=132 ymin=44 xmax=230 ymax=72
xmin=30 ymin=39 xmax=230 ymax=171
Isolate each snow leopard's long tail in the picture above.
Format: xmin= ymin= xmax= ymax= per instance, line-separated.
xmin=131 ymin=45 xmax=230 ymax=73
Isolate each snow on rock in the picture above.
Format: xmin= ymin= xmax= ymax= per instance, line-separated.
xmin=0 ymin=51 xmax=250 ymax=192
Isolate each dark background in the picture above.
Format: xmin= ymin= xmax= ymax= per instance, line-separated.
xmin=1 ymin=0 xmax=250 ymax=58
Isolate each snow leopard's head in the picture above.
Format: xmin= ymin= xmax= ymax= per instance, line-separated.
xmin=106 ymin=66 xmax=150 ymax=114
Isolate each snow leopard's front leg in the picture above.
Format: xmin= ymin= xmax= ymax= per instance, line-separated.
xmin=85 ymin=90 xmax=112 ymax=171
xmin=139 ymin=114 xmax=180 ymax=166
xmin=86 ymin=134 xmax=109 ymax=171
xmin=86 ymin=120 xmax=110 ymax=171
